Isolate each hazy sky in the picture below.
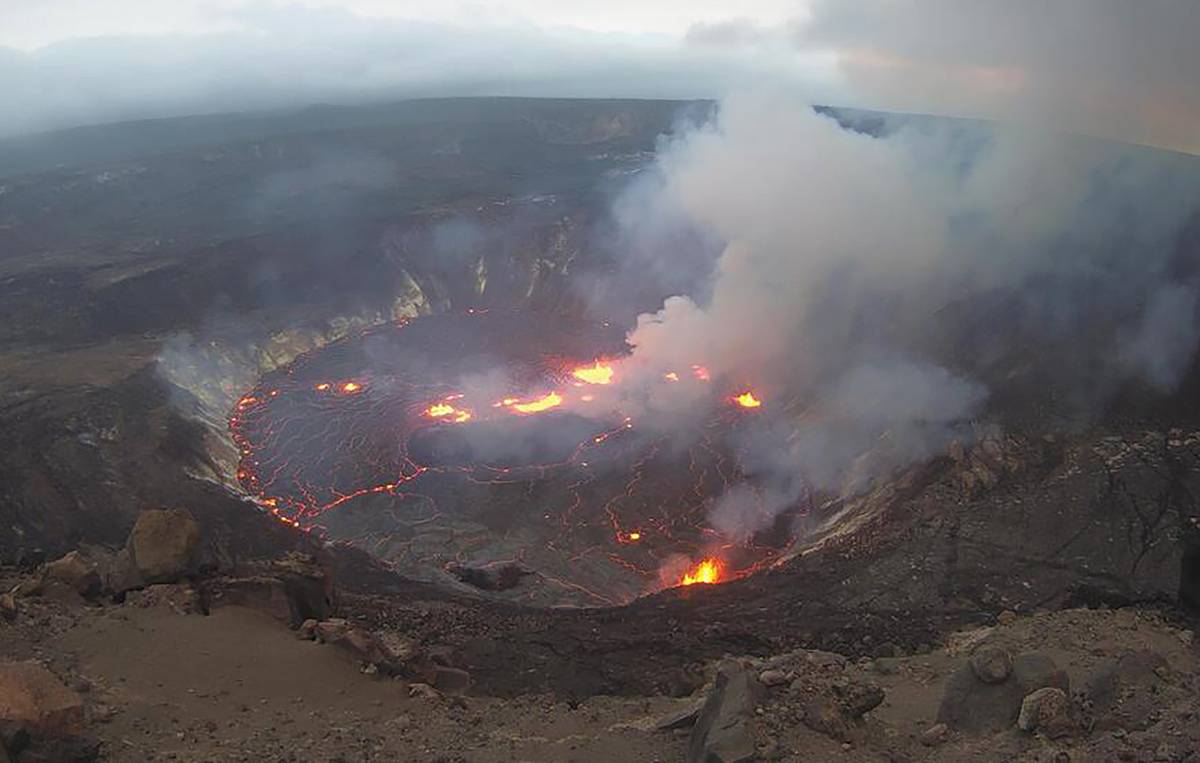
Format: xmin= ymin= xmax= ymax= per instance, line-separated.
xmin=1 ymin=0 xmax=1197 ymax=152
xmin=0 ymin=1 xmax=805 ymax=49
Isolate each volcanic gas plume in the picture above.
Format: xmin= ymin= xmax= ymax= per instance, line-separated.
xmin=229 ymin=310 xmax=790 ymax=604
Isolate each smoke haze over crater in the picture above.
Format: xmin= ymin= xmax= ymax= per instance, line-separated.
xmin=606 ymin=93 xmax=1200 ymax=541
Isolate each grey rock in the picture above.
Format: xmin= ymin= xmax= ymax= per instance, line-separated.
xmin=970 ymin=646 xmax=1013 ymax=684
xmin=656 ymin=703 xmax=703 ymax=731
xmin=688 ymin=661 xmax=760 ymax=763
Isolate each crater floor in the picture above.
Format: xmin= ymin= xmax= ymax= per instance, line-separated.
xmin=230 ymin=310 xmax=797 ymax=606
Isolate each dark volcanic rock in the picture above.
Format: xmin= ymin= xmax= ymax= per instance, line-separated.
xmin=688 ymin=661 xmax=760 ymax=763
xmin=448 ymin=562 xmax=532 ymax=592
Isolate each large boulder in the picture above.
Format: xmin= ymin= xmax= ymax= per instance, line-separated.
xmin=0 ymin=662 xmax=83 ymax=736
xmin=688 ymin=661 xmax=760 ymax=763
xmin=127 ymin=508 xmax=200 ymax=583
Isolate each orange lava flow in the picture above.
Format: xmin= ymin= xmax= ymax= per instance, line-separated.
xmin=511 ymin=391 xmax=563 ymax=414
xmin=733 ymin=391 xmax=762 ymax=408
xmin=572 ymin=361 xmax=615 ymax=385
xmin=680 ymin=557 xmax=723 ymax=586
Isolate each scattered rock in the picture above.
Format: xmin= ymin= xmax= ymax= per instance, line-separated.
xmin=833 ymin=680 xmax=884 ymax=718
xmin=408 ymin=683 xmax=440 ymax=700
xmin=312 ymin=619 xmax=407 ymax=674
xmin=970 ymin=646 xmax=1013 ymax=684
xmin=44 ymin=552 xmax=101 ymax=598
xmin=688 ymin=661 xmax=760 ymax=763
xmin=920 ymin=723 xmax=949 ymax=747
xmin=0 ymin=662 xmax=84 ymax=736
xmin=124 ymin=583 xmax=204 ymax=614
xmin=128 ymin=508 xmax=200 ymax=583
xmin=997 ymin=610 xmax=1018 ymax=626
xmin=938 ymin=651 xmax=1068 ymax=732
xmin=758 ymin=670 xmax=788 ymax=688
xmin=1017 ymin=687 xmax=1073 ymax=738
xmin=802 ymin=694 xmax=851 ymax=742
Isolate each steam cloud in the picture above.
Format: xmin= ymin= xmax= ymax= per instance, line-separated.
xmin=607 ymin=92 xmax=1200 ymax=543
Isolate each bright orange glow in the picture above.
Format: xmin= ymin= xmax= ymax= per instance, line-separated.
xmin=315 ymin=383 xmax=331 ymax=392
xmin=427 ymin=402 xmax=473 ymax=422
xmin=572 ymin=361 xmax=615 ymax=385
xmin=680 ymin=558 xmax=723 ymax=586
xmin=511 ymin=392 xmax=563 ymax=414
xmin=691 ymin=365 xmax=711 ymax=381
xmin=733 ymin=392 xmax=762 ymax=408
xmin=664 ymin=372 xmax=679 ymax=382
xmin=341 ymin=381 xmax=362 ymax=394
xmin=628 ymin=532 xmax=641 ymax=541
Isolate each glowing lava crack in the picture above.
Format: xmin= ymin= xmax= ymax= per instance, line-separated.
xmin=229 ymin=311 xmax=794 ymax=606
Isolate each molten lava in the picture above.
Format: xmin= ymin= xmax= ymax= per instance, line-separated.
xmin=572 ymin=361 xmax=615 ymax=385
xmin=511 ymin=391 xmax=563 ymax=414
xmin=733 ymin=392 xmax=762 ymax=408
xmin=426 ymin=402 xmax=473 ymax=423
xmin=680 ymin=557 xmax=723 ymax=586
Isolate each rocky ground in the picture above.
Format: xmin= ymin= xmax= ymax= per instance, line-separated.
xmin=2 ymin=508 xmax=1198 ymax=762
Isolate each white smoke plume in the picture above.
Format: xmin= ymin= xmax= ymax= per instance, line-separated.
xmin=609 ymin=91 xmax=1200 ymax=543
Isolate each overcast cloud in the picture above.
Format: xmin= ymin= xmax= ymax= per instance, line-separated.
xmin=2 ymin=1 xmax=1198 ymax=152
